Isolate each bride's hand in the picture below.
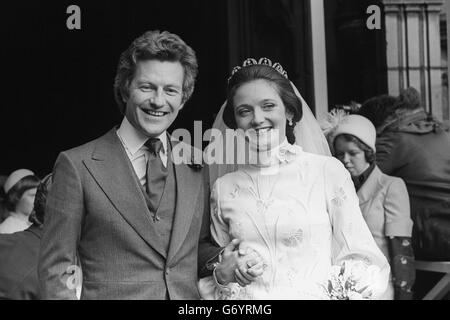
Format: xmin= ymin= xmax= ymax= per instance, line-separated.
xmin=233 ymin=246 xmax=264 ymax=287
xmin=214 ymin=239 xmax=264 ymax=287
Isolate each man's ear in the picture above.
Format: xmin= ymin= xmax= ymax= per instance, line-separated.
xmin=121 ymin=80 xmax=130 ymax=103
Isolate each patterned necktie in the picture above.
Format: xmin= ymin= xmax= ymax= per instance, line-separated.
xmin=144 ymin=138 xmax=168 ymax=218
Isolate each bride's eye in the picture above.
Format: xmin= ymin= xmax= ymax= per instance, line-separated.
xmin=262 ymin=103 xmax=275 ymax=110
xmin=237 ymin=108 xmax=251 ymax=117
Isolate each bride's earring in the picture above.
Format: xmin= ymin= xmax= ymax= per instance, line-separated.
xmin=286 ymin=112 xmax=294 ymax=127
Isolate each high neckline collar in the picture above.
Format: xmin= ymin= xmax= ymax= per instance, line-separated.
xmin=247 ymin=138 xmax=302 ymax=168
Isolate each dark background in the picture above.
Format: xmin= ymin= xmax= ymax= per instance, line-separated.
xmin=0 ymin=0 xmax=386 ymax=178
xmin=0 ymin=1 xmax=230 ymax=177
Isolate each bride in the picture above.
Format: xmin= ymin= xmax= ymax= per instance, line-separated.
xmin=199 ymin=58 xmax=390 ymax=300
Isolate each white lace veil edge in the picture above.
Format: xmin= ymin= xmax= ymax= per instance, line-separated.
xmin=206 ymin=81 xmax=331 ymax=187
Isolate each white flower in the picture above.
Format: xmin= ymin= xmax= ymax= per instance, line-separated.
xmin=320 ymin=108 xmax=349 ymax=138
xmin=357 ymin=265 xmax=382 ymax=298
xmin=348 ymin=260 xmax=368 ymax=283
xmin=325 ymin=260 xmax=380 ymax=300
xmin=276 ymin=144 xmax=300 ymax=163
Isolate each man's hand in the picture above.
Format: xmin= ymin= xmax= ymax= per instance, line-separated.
xmin=215 ymin=239 xmax=264 ymax=286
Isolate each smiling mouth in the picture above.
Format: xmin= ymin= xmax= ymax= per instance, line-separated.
xmin=141 ymin=108 xmax=169 ymax=117
xmin=253 ymin=127 xmax=273 ymax=134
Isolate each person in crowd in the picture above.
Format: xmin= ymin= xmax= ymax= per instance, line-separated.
xmin=323 ymin=113 xmax=415 ymax=300
xmin=354 ymin=95 xmax=397 ymax=131
xmin=358 ymin=88 xmax=450 ymax=298
xmin=0 ymin=174 xmax=52 ymax=299
xmin=198 ymin=58 xmax=390 ymax=300
xmin=38 ymin=30 xmax=256 ymax=300
xmin=359 ymin=88 xmax=450 ymax=261
xmin=0 ymin=175 xmax=8 ymax=223
xmin=0 ymin=169 xmax=40 ymax=234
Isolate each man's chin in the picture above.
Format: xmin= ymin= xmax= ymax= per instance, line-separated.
xmin=139 ymin=125 xmax=168 ymax=138
xmin=145 ymin=130 xmax=167 ymax=138
xmin=138 ymin=120 xmax=171 ymax=136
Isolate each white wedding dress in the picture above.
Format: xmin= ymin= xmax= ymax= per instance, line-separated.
xmin=198 ymin=140 xmax=390 ymax=300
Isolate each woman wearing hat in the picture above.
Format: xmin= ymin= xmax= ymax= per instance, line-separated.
xmin=0 ymin=169 xmax=40 ymax=234
xmin=323 ymin=112 xmax=416 ymax=300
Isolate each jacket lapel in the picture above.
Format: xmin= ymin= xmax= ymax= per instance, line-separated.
xmin=83 ymin=128 xmax=167 ymax=258
xmin=167 ymin=138 xmax=201 ymax=262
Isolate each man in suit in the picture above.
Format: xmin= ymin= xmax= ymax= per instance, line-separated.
xmin=38 ymin=30 xmax=225 ymax=299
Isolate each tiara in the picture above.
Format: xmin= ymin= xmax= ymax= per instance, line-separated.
xmin=228 ymin=57 xmax=289 ymax=82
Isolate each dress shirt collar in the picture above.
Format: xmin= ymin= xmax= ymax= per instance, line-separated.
xmin=117 ymin=117 xmax=167 ymax=157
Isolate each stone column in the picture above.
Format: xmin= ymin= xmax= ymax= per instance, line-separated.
xmin=383 ymin=0 xmax=444 ymax=120
xmin=310 ymin=0 xmax=329 ymax=121
xmin=445 ymin=0 xmax=450 ymax=124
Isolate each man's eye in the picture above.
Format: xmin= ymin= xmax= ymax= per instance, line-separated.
xmin=263 ymin=104 xmax=275 ymax=109
xmin=166 ymin=88 xmax=180 ymax=96
xmin=140 ymin=86 xmax=153 ymax=91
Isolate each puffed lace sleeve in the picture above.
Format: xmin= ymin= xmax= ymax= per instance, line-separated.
xmin=209 ymin=180 xmax=231 ymax=246
xmin=198 ymin=179 xmax=241 ymax=300
xmin=324 ymin=158 xmax=390 ymax=299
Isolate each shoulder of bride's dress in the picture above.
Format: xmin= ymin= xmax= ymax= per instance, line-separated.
xmin=298 ymin=150 xmax=334 ymax=167
xmin=323 ymin=155 xmax=345 ymax=169
xmin=322 ymin=156 xmax=351 ymax=180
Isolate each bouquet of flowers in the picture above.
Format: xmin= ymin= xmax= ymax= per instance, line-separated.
xmin=324 ymin=260 xmax=380 ymax=300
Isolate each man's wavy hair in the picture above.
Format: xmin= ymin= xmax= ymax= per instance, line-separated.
xmin=113 ymin=30 xmax=198 ymax=115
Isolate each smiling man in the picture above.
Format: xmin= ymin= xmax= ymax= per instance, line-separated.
xmin=38 ymin=30 xmax=221 ymax=300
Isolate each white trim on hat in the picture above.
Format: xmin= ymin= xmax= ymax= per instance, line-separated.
xmin=3 ymin=169 xmax=35 ymax=194
xmin=331 ymin=115 xmax=377 ymax=153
